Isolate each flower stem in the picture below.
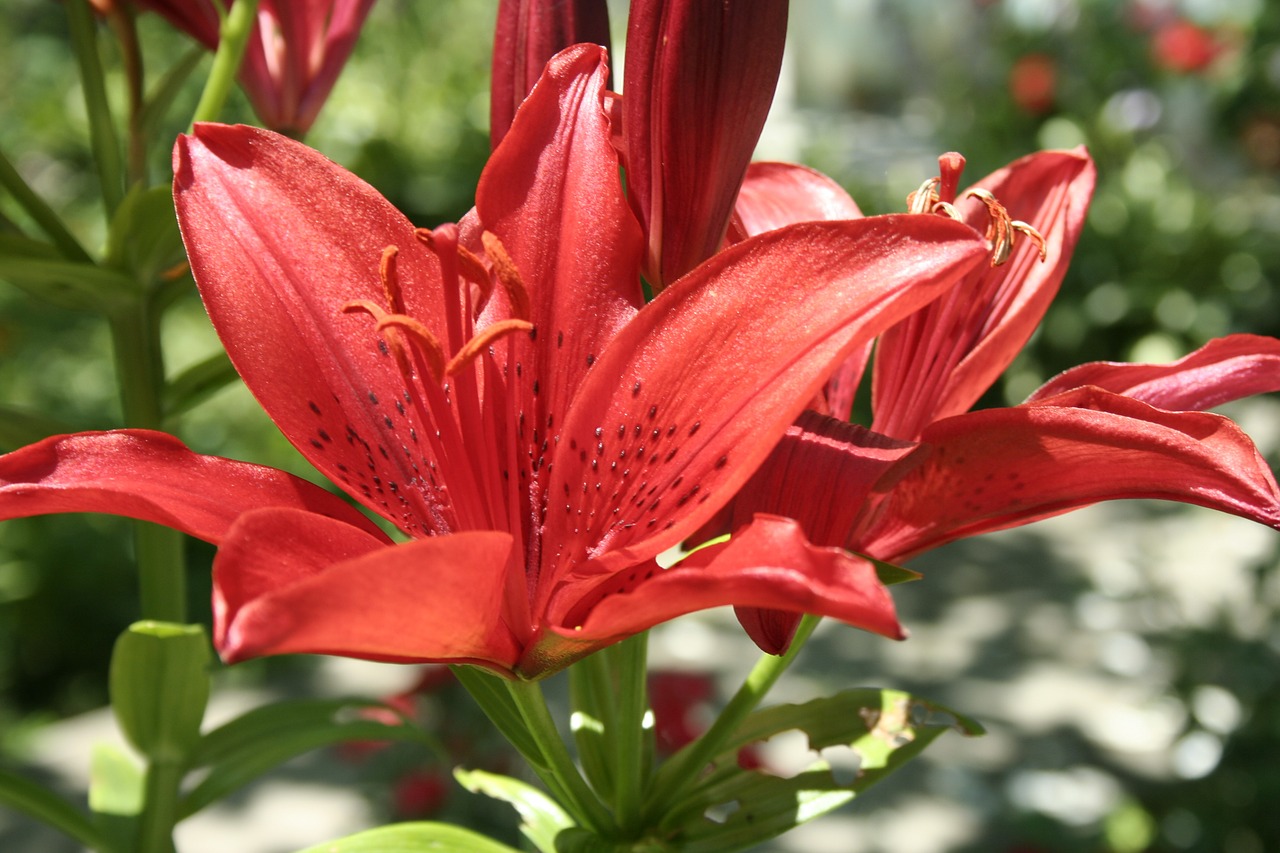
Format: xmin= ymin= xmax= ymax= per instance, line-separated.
xmin=105 ymin=4 xmax=149 ymax=188
xmin=135 ymin=758 xmax=182 ymax=853
xmin=189 ymin=0 xmax=260 ymax=128
xmin=503 ymin=678 xmax=615 ymax=837
xmin=110 ymin=306 xmax=186 ymax=623
xmin=66 ymin=0 xmax=125 ymax=216
xmin=644 ymin=614 xmax=821 ymax=820
xmin=605 ymin=632 xmax=649 ymax=835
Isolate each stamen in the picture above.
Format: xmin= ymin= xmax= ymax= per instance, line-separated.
xmin=907 ymin=177 xmax=941 ymax=215
xmin=376 ymin=314 xmax=448 ymax=382
xmin=445 ymin=318 xmax=534 ymax=376
xmin=456 ymin=243 xmax=495 ymax=312
xmin=379 ymin=245 xmax=404 ymax=313
xmin=481 ymin=231 xmax=533 ymax=321
xmin=961 ymin=188 xmax=1047 ymax=267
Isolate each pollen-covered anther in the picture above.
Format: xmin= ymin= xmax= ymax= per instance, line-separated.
xmin=961 ymin=188 xmax=1047 ymax=267
xmin=374 ymin=314 xmax=448 ymax=382
xmin=906 ymin=177 xmax=941 ymax=215
xmin=480 ymin=231 xmax=533 ymax=322
xmin=445 ymin=318 xmax=535 ymax=376
xmin=379 ymin=245 xmax=405 ymax=312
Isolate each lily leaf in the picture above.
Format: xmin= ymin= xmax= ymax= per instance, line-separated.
xmin=0 ymin=765 xmax=112 ymax=852
xmin=104 ymin=184 xmax=186 ymax=289
xmin=660 ymin=689 xmax=982 ymax=851
xmin=164 ymin=350 xmax=240 ymax=418
xmin=292 ymin=821 xmax=522 ymax=853
xmin=180 ymin=697 xmax=437 ymax=819
xmin=0 ymin=234 xmax=135 ymax=313
xmin=455 ymin=768 xmax=574 ymax=853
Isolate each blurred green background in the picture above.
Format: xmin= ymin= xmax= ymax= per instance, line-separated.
xmin=1 ymin=0 xmax=1279 ymax=851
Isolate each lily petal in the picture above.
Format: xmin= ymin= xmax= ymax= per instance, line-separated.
xmin=542 ymin=214 xmax=988 ymax=590
xmin=174 ymin=123 xmax=449 ymax=534
xmin=490 ymin=0 xmax=612 ymax=148
xmin=872 ymin=148 xmax=1096 ymax=439
xmin=1028 ymin=333 xmax=1280 ymax=410
xmin=861 ymin=387 xmax=1280 ymax=562
xmin=216 ymin=507 xmax=519 ymax=669
xmin=477 ymin=44 xmax=645 ymax=443
xmin=727 ymin=161 xmax=863 ymax=243
xmin=539 ymin=515 xmax=901 ymax=669
xmin=0 ymin=430 xmax=385 ymax=544
xmin=623 ymin=0 xmax=790 ymax=288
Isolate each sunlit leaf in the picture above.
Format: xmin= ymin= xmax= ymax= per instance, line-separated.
xmin=292 ymin=821 xmax=522 ymax=853
xmin=659 ymin=689 xmax=982 ymax=851
xmin=455 ymin=768 xmax=575 ymax=853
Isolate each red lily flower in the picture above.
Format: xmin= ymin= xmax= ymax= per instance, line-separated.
xmin=622 ymin=0 xmax=790 ymax=290
xmin=489 ymin=0 xmax=612 ymax=148
xmin=135 ymin=0 xmax=375 ymax=135
xmin=717 ymin=149 xmax=1280 ymax=653
xmin=0 ymin=46 xmax=989 ymax=678
xmin=491 ymin=0 xmax=789 ymax=291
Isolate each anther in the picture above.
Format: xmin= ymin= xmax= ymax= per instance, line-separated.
xmin=481 ymin=231 xmax=533 ymax=322
xmin=445 ymin=318 xmax=534 ymax=376
xmin=375 ymin=314 xmax=448 ymax=381
xmin=379 ymin=245 xmax=404 ymax=313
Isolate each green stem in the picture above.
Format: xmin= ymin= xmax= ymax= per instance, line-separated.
xmin=110 ymin=306 xmax=186 ymax=622
xmin=0 ymin=146 xmax=93 ymax=263
xmin=645 ymin=614 xmax=821 ymax=820
xmin=135 ymin=759 xmax=182 ymax=853
xmin=189 ymin=0 xmax=260 ymax=128
xmin=504 ymin=678 xmax=615 ymax=837
xmin=66 ymin=0 xmax=125 ymax=216
xmin=606 ymin=632 xmax=649 ymax=835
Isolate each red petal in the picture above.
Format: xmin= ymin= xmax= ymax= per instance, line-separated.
xmin=1029 ymin=334 xmax=1280 ymax=410
xmin=624 ymin=0 xmax=789 ymax=288
xmin=873 ymin=148 xmax=1096 ymax=439
xmin=490 ymin=0 xmax=612 ymax=148
xmin=541 ymin=214 xmax=988 ymax=595
xmin=861 ymin=388 xmax=1280 ymax=562
xmin=216 ymin=507 xmax=519 ymax=670
xmin=174 ymin=124 xmax=448 ymax=534
xmin=727 ymin=162 xmax=863 ymax=243
xmin=477 ymin=44 xmax=644 ymax=460
xmin=547 ymin=515 xmax=902 ymax=658
xmin=0 ymin=430 xmax=386 ymax=544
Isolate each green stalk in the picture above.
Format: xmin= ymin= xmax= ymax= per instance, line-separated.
xmin=189 ymin=0 xmax=260 ymax=128
xmin=109 ymin=305 xmax=186 ymax=622
xmin=66 ymin=0 xmax=125 ymax=216
xmin=644 ymin=614 xmax=821 ymax=820
xmin=503 ymin=678 xmax=615 ymax=837
xmin=0 ymin=147 xmax=92 ymax=263
xmin=135 ymin=759 xmax=182 ymax=853
xmin=605 ymin=632 xmax=649 ymax=835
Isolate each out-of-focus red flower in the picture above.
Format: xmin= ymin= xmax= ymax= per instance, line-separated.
xmin=1152 ymin=19 xmax=1221 ymax=73
xmin=134 ymin=0 xmax=376 ymax=134
xmin=393 ymin=768 xmax=450 ymax=817
xmin=649 ymin=671 xmax=715 ymax=754
xmin=1009 ymin=54 xmax=1056 ymax=114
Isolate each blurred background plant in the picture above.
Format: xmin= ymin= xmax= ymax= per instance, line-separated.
xmin=1 ymin=0 xmax=1278 ymax=850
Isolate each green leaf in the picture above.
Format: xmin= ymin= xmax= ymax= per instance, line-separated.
xmin=104 ymin=185 xmax=186 ymax=288
xmin=164 ymin=351 xmax=239 ymax=418
xmin=292 ymin=821 xmax=522 ymax=853
xmin=0 ymin=765 xmax=112 ymax=851
xmin=180 ymin=698 xmax=437 ymax=819
xmin=0 ymin=404 xmax=79 ymax=451
xmin=109 ymin=622 xmax=211 ymax=763
xmin=0 ymin=235 xmax=136 ymax=313
xmin=449 ymin=666 xmax=541 ymax=761
xmin=660 ymin=689 xmax=983 ymax=851
xmin=454 ymin=768 xmax=574 ymax=853
xmin=868 ymin=557 xmax=922 ymax=586
xmin=89 ymin=741 xmax=145 ymax=817
xmin=140 ymin=46 xmax=207 ymax=138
